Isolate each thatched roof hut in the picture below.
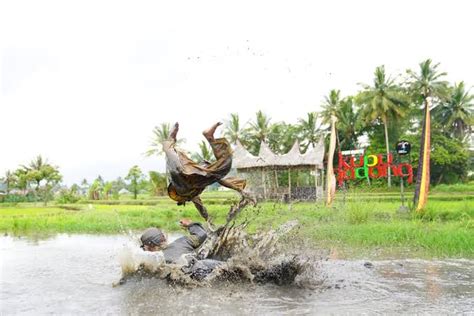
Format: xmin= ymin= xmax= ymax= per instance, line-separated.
xmin=232 ymin=138 xmax=325 ymax=201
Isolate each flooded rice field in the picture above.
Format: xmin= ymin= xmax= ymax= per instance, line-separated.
xmin=1 ymin=234 xmax=473 ymax=315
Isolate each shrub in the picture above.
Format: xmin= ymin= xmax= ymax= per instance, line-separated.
xmin=346 ymin=203 xmax=370 ymax=224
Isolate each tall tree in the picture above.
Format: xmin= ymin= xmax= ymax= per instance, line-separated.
xmin=126 ymin=165 xmax=144 ymax=200
xmin=357 ymin=65 xmax=408 ymax=187
xmin=191 ymin=141 xmax=214 ymax=163
xmin=336 ymin=97 xmax=361 ymax=150
xmin=146 ymin=122 xmax=184 ymax=157
xmin=247 ymin=110 xmax=271 ymax=155
xmin=13 ymin=168 xmax=29 ymax=191
xmin=88 ymin=180 xmax=101 ymax=200
xmin=267 ymin=122 xmax=299 ymax=154
xmin=103 ymin=182 xmax=113 ymax=200
xmin=224 ymin=113 xmax=245 ymax=145
xmin=407 ymin=59 xmax=449 ymax=210
xmin=0 ymin=170 xmax=16 ymax=194
xmin=17 ymin=156 xmax=62 ymax=203
xmin=434 ymin=82 xmax=473 ymax=140
xmin=297 ymin=112 xmax=321 ymax=151
xmin=320 ymin=90 xmax=342 ymax=126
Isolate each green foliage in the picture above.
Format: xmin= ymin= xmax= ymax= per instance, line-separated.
xmin=2 ymin=192 xmax=472 ymax=258
xmin=407 ymin=59 xmax=449 ymax=102
xmin=346 ymin=202 xmax=370 ymax=224
xmin=433 ymin=182 xmax=474 ymax=193
xmin=6 ymin=156 xmax=62 ymax=205
xmin=267 ymin=122 xmax=300 ymax=154
xmin=245 ymin=110 xmax=272 ymax=155
xmin=320 ymin=89 xmax=342 ymax=125
xmin=404 ymin=130 xmax=470 ymax=184
xmin=433 ymin=81 xmax=474 ymax=140
xmin=223 ymin=113 xmax=244 ymax=145
xmin=88 ymin=179 xmax=102 ymax=200
xmin=146 ymin=122 xmax=185 ymax=157
xmin=148 ymin=171 xmax=167 ymax=196
xmin=125 ymin=165 xmax=144 ymax=200
xmin=191 ymin=141 xmax=214 ymax=163
xmin=0 ymin=170 xmax=16 ymax=194
xmin=297 ymin=112 xmax=321 ymax=151
xmin=56 ymin=188 xmax=80 ymax=204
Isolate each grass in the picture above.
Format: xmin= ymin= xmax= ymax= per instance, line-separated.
xmin=0 ymin=189 xmax=473 ymax=258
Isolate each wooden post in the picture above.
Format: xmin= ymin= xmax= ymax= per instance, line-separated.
xmin=314 ymin=166 xmax=318 ymax=201
xmin=262 ymin=169 xmax=267 ymax=200
xmin=321 ymin=168 xmax=325 ymax=191
xmin=288 ymin=168 xmax=292 ymax=201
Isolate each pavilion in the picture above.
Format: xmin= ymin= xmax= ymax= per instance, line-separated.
xmin=232 ymin=139 xmax=325 ymax=201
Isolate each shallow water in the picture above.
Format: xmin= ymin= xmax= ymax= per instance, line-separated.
xmin=1 ymin=234 xmax=473 ymax=315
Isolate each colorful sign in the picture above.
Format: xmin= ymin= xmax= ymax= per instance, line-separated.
xmin=336 ymin=152 xmax=413 ymax=187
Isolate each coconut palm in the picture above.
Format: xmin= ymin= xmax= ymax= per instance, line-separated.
xmin=246 ymin=110 xmax=271 ymax=155
xmin=357 ymin=65 xmax=408 ymax=187
xmin=20 ymin=155 xmax=62 ymax=193
xmin=407 ymin=59 xmax=449 ymax=209
xmin=407 ymin=59 xmax=449 ymax=106
xmin=434 ymin=82 xmax=473 ymax=140
xmin=320 ymin=90 xmax=342 ymax=126
xmin=0 ymin=170 xmax=16 ymax=194
xmin=224 ymin=113 xmax=245 ymax=145
xmin=191 ymin=140 xmax=214 ymax=163
xmin=146 ymin=122 xmax=184 ymax=157
xmin=249 ymin=110 xmax=271 ymax=142
xmin=102 ymin=182 xmax=113 ymax=200
xmin=267 ymin=122 xmax=299 ymax=154
xmin=297 ymin=112 xmax=321 ymax=152
xmin=337 ymin=97 xmax=361 ymax=150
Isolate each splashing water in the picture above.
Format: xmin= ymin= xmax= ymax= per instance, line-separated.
xmin=117 ymin=218 xmax=323 ymax=287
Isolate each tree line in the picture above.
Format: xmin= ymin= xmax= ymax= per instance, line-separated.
xmin=148 ymin=59 xmax=472 ymax=186
xmin=1 ymin=59 xmax=472 ymax=203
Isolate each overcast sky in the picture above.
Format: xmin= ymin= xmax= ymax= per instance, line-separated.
xmin=1 ymin=0 xmax=473 ymax=185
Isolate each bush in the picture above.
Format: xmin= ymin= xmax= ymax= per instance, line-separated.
xmin=56 ymin=189 xmax=80 ymax=204
xmin=1 ymin=194 xmax=38 ymax=203
xmin=346 ymin=203 xmax=370 ymax=224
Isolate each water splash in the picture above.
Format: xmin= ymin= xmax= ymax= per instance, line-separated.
xmin=117 ymin=219 xmax=323 ymax=287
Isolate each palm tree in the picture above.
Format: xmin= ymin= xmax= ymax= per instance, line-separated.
xmin=407 ymin=59 xmax=449 ymax=106
xmin=24 ymin=155 xmax=47 ymax=192
xmin=408 ymin=59 xmax=449 ymax=209
xmin=320 ymin=90 xmax=342 ymax=126
xmin=224 ymin=113 xmax=244 ymax=145
xmin=102 ymin=182 xmax=113 ymax=200
xmin=13 ymin=168 xmax=29 ymax=191
xmin=247 ymin=110 xmax=271 ymax=154
xmin=337 ymin=97 xmax=361 ymax=150
xmin=249 ymin=110 xmax=271 ymax=142
xmin=146 ymin=122 xmax=184 ymax=157
xmin=0 ymin=170 xmax=16 ymax=194
xmin=267 ymin=122 xmax=299 ymax=154
xmin=434 ymin=82 xmax=473 ymax=140
xmin=357 ymin=65 xmax=408 ymax=187
xmin=88 ymin=180 xmax=101 ymax=200
xmin=191 ymin=140 xmax=214 ymax=163
xmin=298 ymin=112 xmax=321 ymax=151
xmin=21 ymin=155 xmax=61 ymax=193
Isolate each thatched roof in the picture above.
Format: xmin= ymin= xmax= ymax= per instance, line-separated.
xmin=233 ymin=138 xmax=325 ymax=170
